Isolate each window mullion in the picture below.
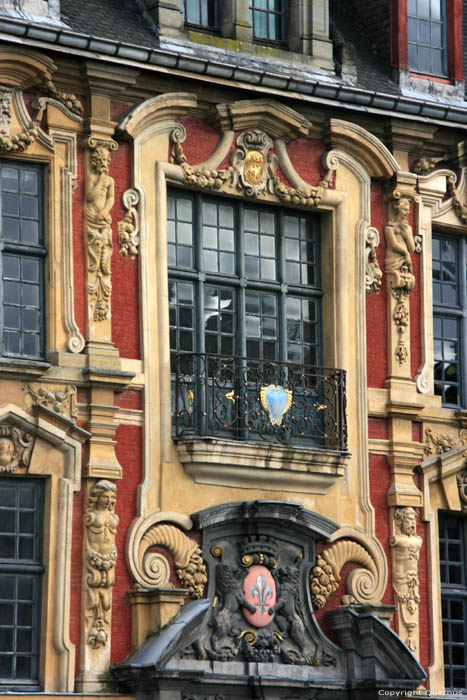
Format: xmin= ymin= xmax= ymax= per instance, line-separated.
xmin=194 ymin=193 xmax=205 ymax=354
xmin=278 ymin=209 xmax=288 ymax=362
xmin=237 ymin=201 xmax=246 ymax=359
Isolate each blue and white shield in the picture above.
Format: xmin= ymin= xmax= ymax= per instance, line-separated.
xmin=260 ymin=384 xmax=293 ymax=426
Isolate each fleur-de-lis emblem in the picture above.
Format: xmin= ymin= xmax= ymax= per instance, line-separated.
xmin=249 ymin=574 xmax=273 ymax=614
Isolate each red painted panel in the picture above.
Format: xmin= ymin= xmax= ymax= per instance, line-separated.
xmin=448 ymin=0 xmax=464 ymax=81
xmin=390 ymin=0 xmax=408 ymax=69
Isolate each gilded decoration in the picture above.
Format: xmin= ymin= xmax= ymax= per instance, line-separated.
xmin=118 ymin=188 xmax=140 ymax=258
xmin=138 ymin=523 xmax=207 ymax=599
xmin=84 ymin=479 xmax=118 ymax=648
xmin=186 ymin=534 xmax=336 ymax=666
xmin=310 ymin=539 xmax=379 ymax=609
xmin=260 ymin=384 xmax=293 ymax=426
xmin=384 ymin=196 xmax=416 ymax=365
xmin=390 ymin=507 xmax=422 ymax=653
xmin=170 ymin=125 xmax=333 ymax=207
xmin=0 ymin=424 xmax=34 ymax=473
xmin=23 ymin=383 xmax=78 ymax=421
xmin=84 ymin=137 xmax=118 ymax=322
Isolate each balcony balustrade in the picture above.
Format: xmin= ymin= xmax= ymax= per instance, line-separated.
xmin=172 ymin=353 xmax=348 ymax=451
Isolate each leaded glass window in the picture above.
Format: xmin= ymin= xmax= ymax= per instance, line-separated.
xmin=249 ymin=0 xmax=286 ymax=43
xmin=0 ymin=479 xmax=43 ymax=689
xmin=0 ymin=162 xmax=45 ymax=360
xmin=168 ymin=190 xmax=322 ymax=366
xmin=432 ymin=234 xmax=465 ymax=406
xmin=439 ymin=515 xmax=467 ymax=690
xmin=182 ymin=0 xmax=219 ymax=30
xmin=408 ymin=0 xmax=448 ymax=76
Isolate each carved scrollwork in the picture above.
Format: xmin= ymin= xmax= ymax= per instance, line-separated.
xmin=170 ymin=126 xmax=334 ymax=207
xmin=0 ymin=86 xmax=43 ymax=153
xmin=23 ymin=383 xmax=78 ymax=421
xmin=118 ymin=188 xmax=140 ymax=258
xmin=140 ymin=523 xmax=207 ymax=598
xmin=0 ymin=424 xmax=34 ymax=473
xmin=364 ymin=226 xmax=382 ymax=293
xmin=84 ymin=480 xmax=118 ymax=649
xmin=423 ymin=426 xmax=467 ymax=456
xmin=448 ymin=177 xmax=467 ymax=225
xmin=84 ymin=137 xmax=118 ymax=321
xmin=411 ymin=154 xmax=446 ymax=176
xmin=44 ymin=79 xmax=83 ymax=117
xmin=310 ymin=540 xmax=378 ymax=609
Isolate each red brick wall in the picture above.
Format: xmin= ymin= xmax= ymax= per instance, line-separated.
xmin=72 ymin=137 xmax=87 ymax=345
xmin=367 ymin=184 xmax=388 ymax=387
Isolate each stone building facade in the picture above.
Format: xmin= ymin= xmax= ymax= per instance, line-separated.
xmin=0 ymin=0 xmax=467 ymax=697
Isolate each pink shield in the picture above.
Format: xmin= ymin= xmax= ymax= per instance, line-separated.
xmin=242 ymin=565 xmax=276 ymax=627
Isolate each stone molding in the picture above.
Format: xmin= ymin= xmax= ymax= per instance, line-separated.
xmin=209 ymin=99 xmax=311 ymax=141
xmin=328 ymin=119 xmax=400 ymax=179
xmin=0 ymin=46 xmax=56 ymax=90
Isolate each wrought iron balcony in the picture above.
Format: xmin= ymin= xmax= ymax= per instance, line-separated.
xmin=172 ymin=353 xmax=348 ymax=450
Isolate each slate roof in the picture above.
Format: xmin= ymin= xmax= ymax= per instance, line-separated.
xmin=60 ymin=0 xmax=158 ymax=48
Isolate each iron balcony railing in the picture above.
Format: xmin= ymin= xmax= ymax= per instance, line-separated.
xmin=172 ymin=353 xmax=348 ymax=450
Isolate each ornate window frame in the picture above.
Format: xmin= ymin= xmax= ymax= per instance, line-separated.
xmin=118 ymin=90 xmax=397 ymax=612
xmin=0 ymin=403 xmax=86 ymax=691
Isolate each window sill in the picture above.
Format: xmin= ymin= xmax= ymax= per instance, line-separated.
xmin=176 ymin=437 xmax=349 ymax=494
xmin=0 ymin=356 xmax=51 ymax=379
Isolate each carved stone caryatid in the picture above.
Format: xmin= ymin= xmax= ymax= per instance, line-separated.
xmin=138 ymin=523 xmax=207 ymax=599
xmin=84 ymin=479 xmax=118 ymax=648
xmin=84 ymin=137 xmax=118 ymax=323
xmin=23 ymin=383 xmax=78 ymax=421
xmin=310 ymin=539 xmax=379 ymax=609
xmin=0 ymin=425 xmax=35 ymax=473
xmin=118 ymin=188 xmax=140 ymax=258
xmin=457 ymin=470 xmax=467 ymax=510
xmin=170 ymin=125 xmax=333 ymax=208
xmin=384 ymin=196 xmax=416 ymax=367
xmin=390 ymin=507 xmax=422 ymax=654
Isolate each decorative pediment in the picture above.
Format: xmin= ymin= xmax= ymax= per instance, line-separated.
xmin=114 ymin=502 xmax=425 ymax=697
xmin=210 ymin=99 xmax=311 ymax=141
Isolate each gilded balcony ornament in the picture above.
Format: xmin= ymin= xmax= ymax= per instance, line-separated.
xmin=260 ymin=384 xmax=292 ymax=426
